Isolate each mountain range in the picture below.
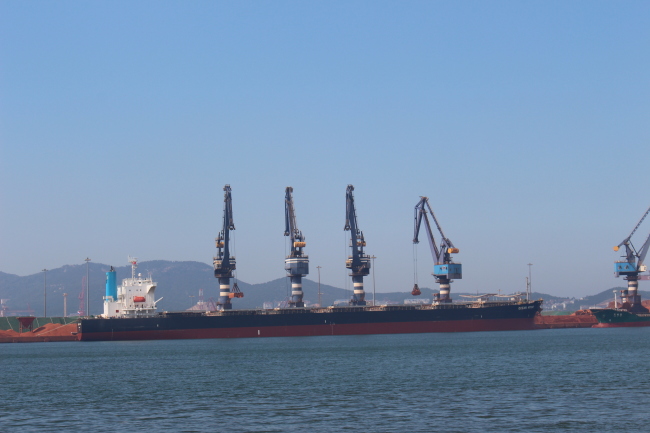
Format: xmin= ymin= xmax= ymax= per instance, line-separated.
xmin=0 ymin=260 xmax=643 ymax=317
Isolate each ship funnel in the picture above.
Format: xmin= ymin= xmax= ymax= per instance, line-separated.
xmin=105 ymin=266 xmax=117 ymax=301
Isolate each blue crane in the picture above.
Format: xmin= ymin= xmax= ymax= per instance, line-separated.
xmin=213 ymin=184 xmax=239 ymax=310
xmin=614 ymin=205 xmax=650 ymax=312
xmin=344 ymin=185 xmax=370 ymax=306
xmin=413 ymin=196 xmax=461 ymax=303
xmin=284 ymin=187 xmax=309 ymax=307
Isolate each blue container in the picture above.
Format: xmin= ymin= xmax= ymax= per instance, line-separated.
xmin=434 ymin=263 xmax=462 ymax=279
xmin=105 ymin=268 xmax=117 ymax=300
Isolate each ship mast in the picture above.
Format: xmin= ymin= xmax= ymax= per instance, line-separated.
xmin=129 ymin=256 xmax=138 ymax=280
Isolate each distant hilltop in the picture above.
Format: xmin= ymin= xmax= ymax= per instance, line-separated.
xmin=0 ymin=260 xmax=641 ymax=317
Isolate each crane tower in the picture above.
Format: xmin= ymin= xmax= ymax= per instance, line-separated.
xmin=213 ymin=185 xmax=237 ymax=310
xmin=614 ymin=205 xmax=650 ymax=313
xmin=344 ymin=185 xmax=371 ymax=306
xmin=284 ymin=187 xmax=309 ymax=307
xmin=413 ymin=196 xmax=461 ymax=303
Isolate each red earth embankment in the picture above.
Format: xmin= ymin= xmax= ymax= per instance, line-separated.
xmin=0 ymin=322 xmax=79 ymax=343
xmin=534 ymin=311 xmax=598 ymax=329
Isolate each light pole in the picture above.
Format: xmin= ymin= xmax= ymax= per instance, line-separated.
xmin=317 ymin=266 xmax=322 ymax=307
xmin=42 ymin=269 xmax=47 ymax=317
xmin=370 ymin=256 xmax=376 ymax=306
xmin=85 ymin=257 xmax=91 ymax=316
xmin=527 ymin=263 xmax=533 ymax=301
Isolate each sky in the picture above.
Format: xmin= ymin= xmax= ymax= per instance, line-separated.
xmin=1 ymin=1 xmax=649 ymax=299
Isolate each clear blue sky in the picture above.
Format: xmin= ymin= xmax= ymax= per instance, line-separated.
xmin=1 ymin=1 xmax=648 ymax=298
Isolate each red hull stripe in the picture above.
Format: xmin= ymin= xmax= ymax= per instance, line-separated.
xmin=592 ymin=322 xmax=650 ymax=328
xmin=80 ymin=318 xmax=537 ymax=341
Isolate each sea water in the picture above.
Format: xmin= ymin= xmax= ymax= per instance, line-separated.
xmin=1 ymin=328 xmax=649 ymax=432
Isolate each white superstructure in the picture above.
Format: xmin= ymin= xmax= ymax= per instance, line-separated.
xmin=103 ymin=258 xmax=161 ymax=318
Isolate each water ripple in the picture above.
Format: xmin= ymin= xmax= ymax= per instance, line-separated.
xmin=1 ymin=328 xmax=649 ymax=432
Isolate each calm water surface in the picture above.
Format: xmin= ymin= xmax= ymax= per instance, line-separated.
xmin=1 ymin=328 xmax=649 ymax=432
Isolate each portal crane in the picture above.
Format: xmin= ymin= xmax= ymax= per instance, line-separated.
xmin=613 ymin=205 xmax=650 ymax=312
xmin=214 ymin=184 xmax=237 ymax=310
xmin=413 ymin=196 xmax=461 ymax=303
xmin=78 ymin=276 xmax=86 ymax=316
xmin=284 ymin=187 xmax=309 ymax=307
xmin=344 ymin=185 xmax=370 ymax=306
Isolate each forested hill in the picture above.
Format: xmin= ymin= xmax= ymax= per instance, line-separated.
xmin=0 ymin=261 xmax=645 ymax=316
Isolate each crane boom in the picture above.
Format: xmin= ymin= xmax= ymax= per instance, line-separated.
xmin=613 ymin=204 xmax=650 ymax=313
xmin=617 ymin=206 xmax=650 ymax=249
xmin=284 ymin=187 xmax=309 ymax=307
xmin=214 ymin=184 xmax=236 ymax=310
xmin=413 ymin=196 xmax=461 ymax=303
xmin=344 ymin=185 xmax=370 ymax=306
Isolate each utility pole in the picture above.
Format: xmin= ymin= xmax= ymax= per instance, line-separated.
xmin=317 ymin=266 xmax=322 ymax=307
xmin=370 ymin=256 xmax=376 ymax=306
xmin=42 ymin=269 xmax=47 ymax=317
xmin=527 ymin=263 xmax=533 ymax=301
xmin=526 ymin=277 xmax=529 ymax=302
xmin=85 ymin=258 xmax=91 ymax=316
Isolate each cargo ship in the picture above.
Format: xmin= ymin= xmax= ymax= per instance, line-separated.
xmin=591 ymin=309 xmax=650 ymax=328
xmin=76 ymin=259 xmax=542 ymax=341
xmin=78 ymin=300 xmax=543 ymax=341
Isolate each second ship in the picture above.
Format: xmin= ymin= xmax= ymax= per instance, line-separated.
xmin=78 ymin=185 xmax=542 ymax=341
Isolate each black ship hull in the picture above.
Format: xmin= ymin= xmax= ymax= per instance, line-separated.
xmin=78 ymin=300 xmax=542 ymax=341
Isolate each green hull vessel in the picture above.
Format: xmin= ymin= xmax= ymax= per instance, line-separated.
xmin=591 ymin=309 xmax=650 ymax=328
